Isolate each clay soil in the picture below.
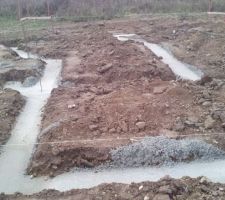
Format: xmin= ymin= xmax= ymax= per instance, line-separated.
xmin=11 ymin=14 xmax=225 ymax=177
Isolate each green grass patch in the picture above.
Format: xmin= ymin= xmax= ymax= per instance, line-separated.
xmin=0 ymin=16 xmax=58 ymax=44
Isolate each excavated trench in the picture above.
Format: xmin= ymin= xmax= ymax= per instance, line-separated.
xmin=0 ymin=44 xmax=224 ymax=195
xmin=113 ymin=33 xmax=203 ymax=81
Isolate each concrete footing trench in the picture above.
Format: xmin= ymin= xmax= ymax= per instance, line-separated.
xmin=113 ymin=33 xmax=203 ymax=81
xmin=0 ymin=36 xmax=224 ymax=195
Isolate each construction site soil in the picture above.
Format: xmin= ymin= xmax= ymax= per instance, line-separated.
xmin=21 ymin=15 xmax=225 ymax=177
xmin=3 ymin=176 xmax=225 ymax=200
xmin=1 ymin=14 xmax=225 ymax=198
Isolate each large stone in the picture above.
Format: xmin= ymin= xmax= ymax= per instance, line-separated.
xmin=144 ymin=195 xmax=150 ymax=200
xmin=212 ymin=110 xmax=223 ymax=120
xmin=210 ymin=78 xmax=224 ymax=89
xmin=136 ymin=121 xmax=146 ymax=130
xmin=153 ymin=86 xmax=168 ymax=94
xmin=158 ymin=185 xmax=173 ymax=195
xmin=219 ymin=111 xmax=225 ymax=123
xmin=222 ymin=123 xmax=225 ymax=129
xmin=109 ymin=128 xmax=116 ymax=133
xmin=97 ymin=63 xmax=113 ymax=74
xmin=204 ymin=116 xmax=216 ymax=129
xmin=202 ymin=101 xmax=212 ymax=107
xmin=120 ymin=121 xmax=128 ymax=132
xmin=153 ymin=194 xmax=170 ymax=200
xmin=159 ymin=175 xmax=172 ymax=181
xmin=199 ymin=176 xmax=211 ymax=184
xmin=173 ymin=118 xmax=185 ymax=131
xmin=202 ymin=90 xmax=211 ymax=99
xmin=185 ymin=116 xmax=199 ymax=127
xmin=160 ymin=129 xmax=178 ymax=138
xmin=89 ymin=124 xmax=99 ymax=131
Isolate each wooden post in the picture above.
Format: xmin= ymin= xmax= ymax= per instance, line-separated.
xmin=26 ymin=0 xmax=30 ymax=17
xmin=17 ymin=0 xmax=21 ymax=20
xmin=50 ymin=16 xmax=55 ymax=33
xmin=208 ymin=0 xmax=212 ymax=12
xmin=21 ymin=22 xmax=30 ymax=58
xmin=39 ymin=78 xmax=43 ymax=92
xmin=46 ymin=0 xmax=55 ymax=33
xmin=47 ymin=0 xmax=50 ymax=16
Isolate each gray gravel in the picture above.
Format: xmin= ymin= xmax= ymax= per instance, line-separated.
xmin=110 ymin=136 xmax=225 ymax=167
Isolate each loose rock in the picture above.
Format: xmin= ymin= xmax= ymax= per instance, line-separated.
xmin=204 ymin=116 xmax=216 ymax=129
xmin=89 ymin=124 xmax=99 ymax=131
xmin=153 ymin=194 xmax=170 ymax=200
xmin=136 ymin=121 xmax=146 ymax=130
xmin=153 ymin=86 xmax=168 ymax=94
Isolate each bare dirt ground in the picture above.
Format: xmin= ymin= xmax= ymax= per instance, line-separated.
xmin=0 ymin=89 xmax=25 ymax=146
xmin=1 ymin=13 xmax=225 ymax=199
xmin=20 ymin=15 xmax=225 ymax=177
xmin=3 ymin=176 xmax=225 ymax=200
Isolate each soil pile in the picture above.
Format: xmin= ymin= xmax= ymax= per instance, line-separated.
xmin=2 ymin=176 xmax=225 ymax=199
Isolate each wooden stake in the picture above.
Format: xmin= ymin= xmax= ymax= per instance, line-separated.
xmin=50 ymin=16 xmax=55 ymax=33
xmin=40 ymin=79 xmax=43 ymax=92
xmin=47 ymin=0 xmax=50 ymax=16
xmin=21 ymin=22 xmax=29 ymax=58
xmin=208 ymin=0 xmax=212 ymax=12
xmin=17 ymin=0 xmax=21 ymax=20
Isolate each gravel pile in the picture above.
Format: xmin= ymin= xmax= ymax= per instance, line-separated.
xmin=110 ymin=136 xmax=225 ymax=167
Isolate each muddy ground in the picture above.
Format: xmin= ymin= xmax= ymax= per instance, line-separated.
xmin=3 ymin=176 xmax=225 ymax=200
xmin=16 ymin=15 xmax=225 ymax=177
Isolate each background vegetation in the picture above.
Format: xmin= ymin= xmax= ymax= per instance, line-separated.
xmin=0 ymin=0 xmax=224 ymax=44
xmin=0 ymin=0 xmax=225 ymax=20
